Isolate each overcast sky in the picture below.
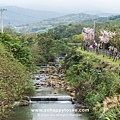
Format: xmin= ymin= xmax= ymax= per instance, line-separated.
xmin=1 ymin=0 xmax=120 ymax=13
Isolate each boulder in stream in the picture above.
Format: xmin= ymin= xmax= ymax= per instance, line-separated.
xmin=19 ymin=100 xmax=30 ymax=106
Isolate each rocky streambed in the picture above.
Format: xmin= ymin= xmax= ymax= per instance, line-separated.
xmin=8 ymin=64 xmax=89 ymax=120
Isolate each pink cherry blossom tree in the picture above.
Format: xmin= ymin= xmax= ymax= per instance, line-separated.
xmin=82 ymin=27 xmax=94 ymax=43
xmin=99 ymin=30 xmax=115 ymax=57
xmin=99 ymin=30 xmax=115 ymax=43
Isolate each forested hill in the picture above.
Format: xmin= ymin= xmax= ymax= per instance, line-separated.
xmin=16 ymin=13 xmax=120 ymax=33
xmin=91 ymin=14 xmax=120 ymax=23
xmin=2 ymin=6 xmax=120 ymax=33
xmin=16 ymin=13 xmax=99 ymax=33
xmin=1 ymin=6 xmax=63 ymax=26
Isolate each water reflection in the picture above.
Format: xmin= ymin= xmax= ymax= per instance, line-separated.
xmin=9 ymin=106 xmax=33 ymax=120
xmin=9 ymin=101 xmax=89 ymax=120
xmin=8 ymin=92 xmax=89 ymax=120
xmin=30 ymin=101 xmax=88 ymax=120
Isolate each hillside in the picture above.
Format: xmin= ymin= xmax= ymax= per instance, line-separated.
xmin=63 ymin=48 xmax=120 ymax=120
xmin=2 ymin=6 xmax=120 ymax=33
xmin=0 ymin=42 xmax=34 ymax=119
xmin=15 ymin=13 xmax=120 ymax=33
xmin=16 ymin=13 xmax=99 ymax=33
xmin=84 ymin=10 xmax=119 ymax=17
xmin=1 ymin=6 xmax=63 ymax=26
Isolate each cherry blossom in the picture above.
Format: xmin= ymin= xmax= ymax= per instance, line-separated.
xmin=82 ymin=27 xmax=94 ymax=42
xmin=99 ymin=30 xmax=115 ymax=43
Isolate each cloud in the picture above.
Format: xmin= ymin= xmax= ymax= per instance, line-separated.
xmin=1 ymin=0 xmax=120 ymax=13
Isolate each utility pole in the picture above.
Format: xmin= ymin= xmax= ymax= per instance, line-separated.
xmin=78 ymin=10 xmax=80 ymax=23
xmin=93 ymin=21 xmax=95 ymax=41
xmin=0 ymin=8 xmax=7 ymax=33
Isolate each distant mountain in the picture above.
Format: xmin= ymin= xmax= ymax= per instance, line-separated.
xmin=47 ymin=13 xmax=98 ymax=22
xmin=84 ymin=10 xmax=119 ymax=17
xmin=89 ymin=14 xmax=120 ymax=23
xmin=2 ymin=6 xmax=119 ymax=33
xmin=17 ymin=13 xmax=120 ymax=33
xmin=108 ymin=15 xmax=120 ymax=20
xmin=0 ymin=6 xmax=63 ymax=26
xmin=17 ymin=13 xmax=99 ymax=33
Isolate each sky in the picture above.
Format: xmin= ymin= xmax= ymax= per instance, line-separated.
xmin=0 ymin=0 xmax=120 ymax=13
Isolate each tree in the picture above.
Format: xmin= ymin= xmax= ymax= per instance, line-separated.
xmin=37 ymin=33 xmax=55 ymax=63
xmin=72 ymin=34 xmax=84 ymax=43
xmin=99 ymin=30 xmax=115 ymax=44
xmin=0 ymin=33 xmax=34 ymax=70
xmin=99 ymin=30 xmax=116 ymax=56
xmin=0 ymin=44 xmax=34 ymax=119
xmin=82 ymin=27 xmax=94 ymax=43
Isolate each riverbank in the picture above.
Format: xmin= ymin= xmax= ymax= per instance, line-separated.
xmin=0 ymin=44 xmax=35 ymax=120
xmin=3 ymin=48 xmax=119 ymax=120
xmin=8 ymin=67 xmax=89 ymax=120
xmin=33 ymin=64 xmax=89 ymax=110
xmin=62 ymin=48 xmax=120 ymax=120
xmin=77 ymin=47 xmax=120 ymax=67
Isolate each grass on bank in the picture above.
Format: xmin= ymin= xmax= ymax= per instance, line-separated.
xmin=77 ymin=47 xmax=120 ymax=68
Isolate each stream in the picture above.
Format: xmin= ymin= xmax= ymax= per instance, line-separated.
xmin=8 ymin=71 xmax=89 ymax=120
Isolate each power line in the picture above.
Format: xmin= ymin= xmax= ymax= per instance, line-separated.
xmin=0 ymin=8 xmax=7 ymax=33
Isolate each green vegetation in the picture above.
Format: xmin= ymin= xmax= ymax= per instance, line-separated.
xmin=1 ymin=12 xmax=120 ymax=120
xmin=62 ymin=48 xmax=120 ymax=120
xmin=19 ymin=13 xmax=98 ymax=33
xmin=0 ymin=33 xmax=35 ymax=70
xmin=0 ymin=33 xmax=35 ymax=119
xmin=77 ymin=48 xmax=120 ymax=66
xmin=46 ymin=17 xmax=120 ymax=119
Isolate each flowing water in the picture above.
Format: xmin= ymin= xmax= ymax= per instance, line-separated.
xmin=8 ymin=73 xmax=89 ymax=120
